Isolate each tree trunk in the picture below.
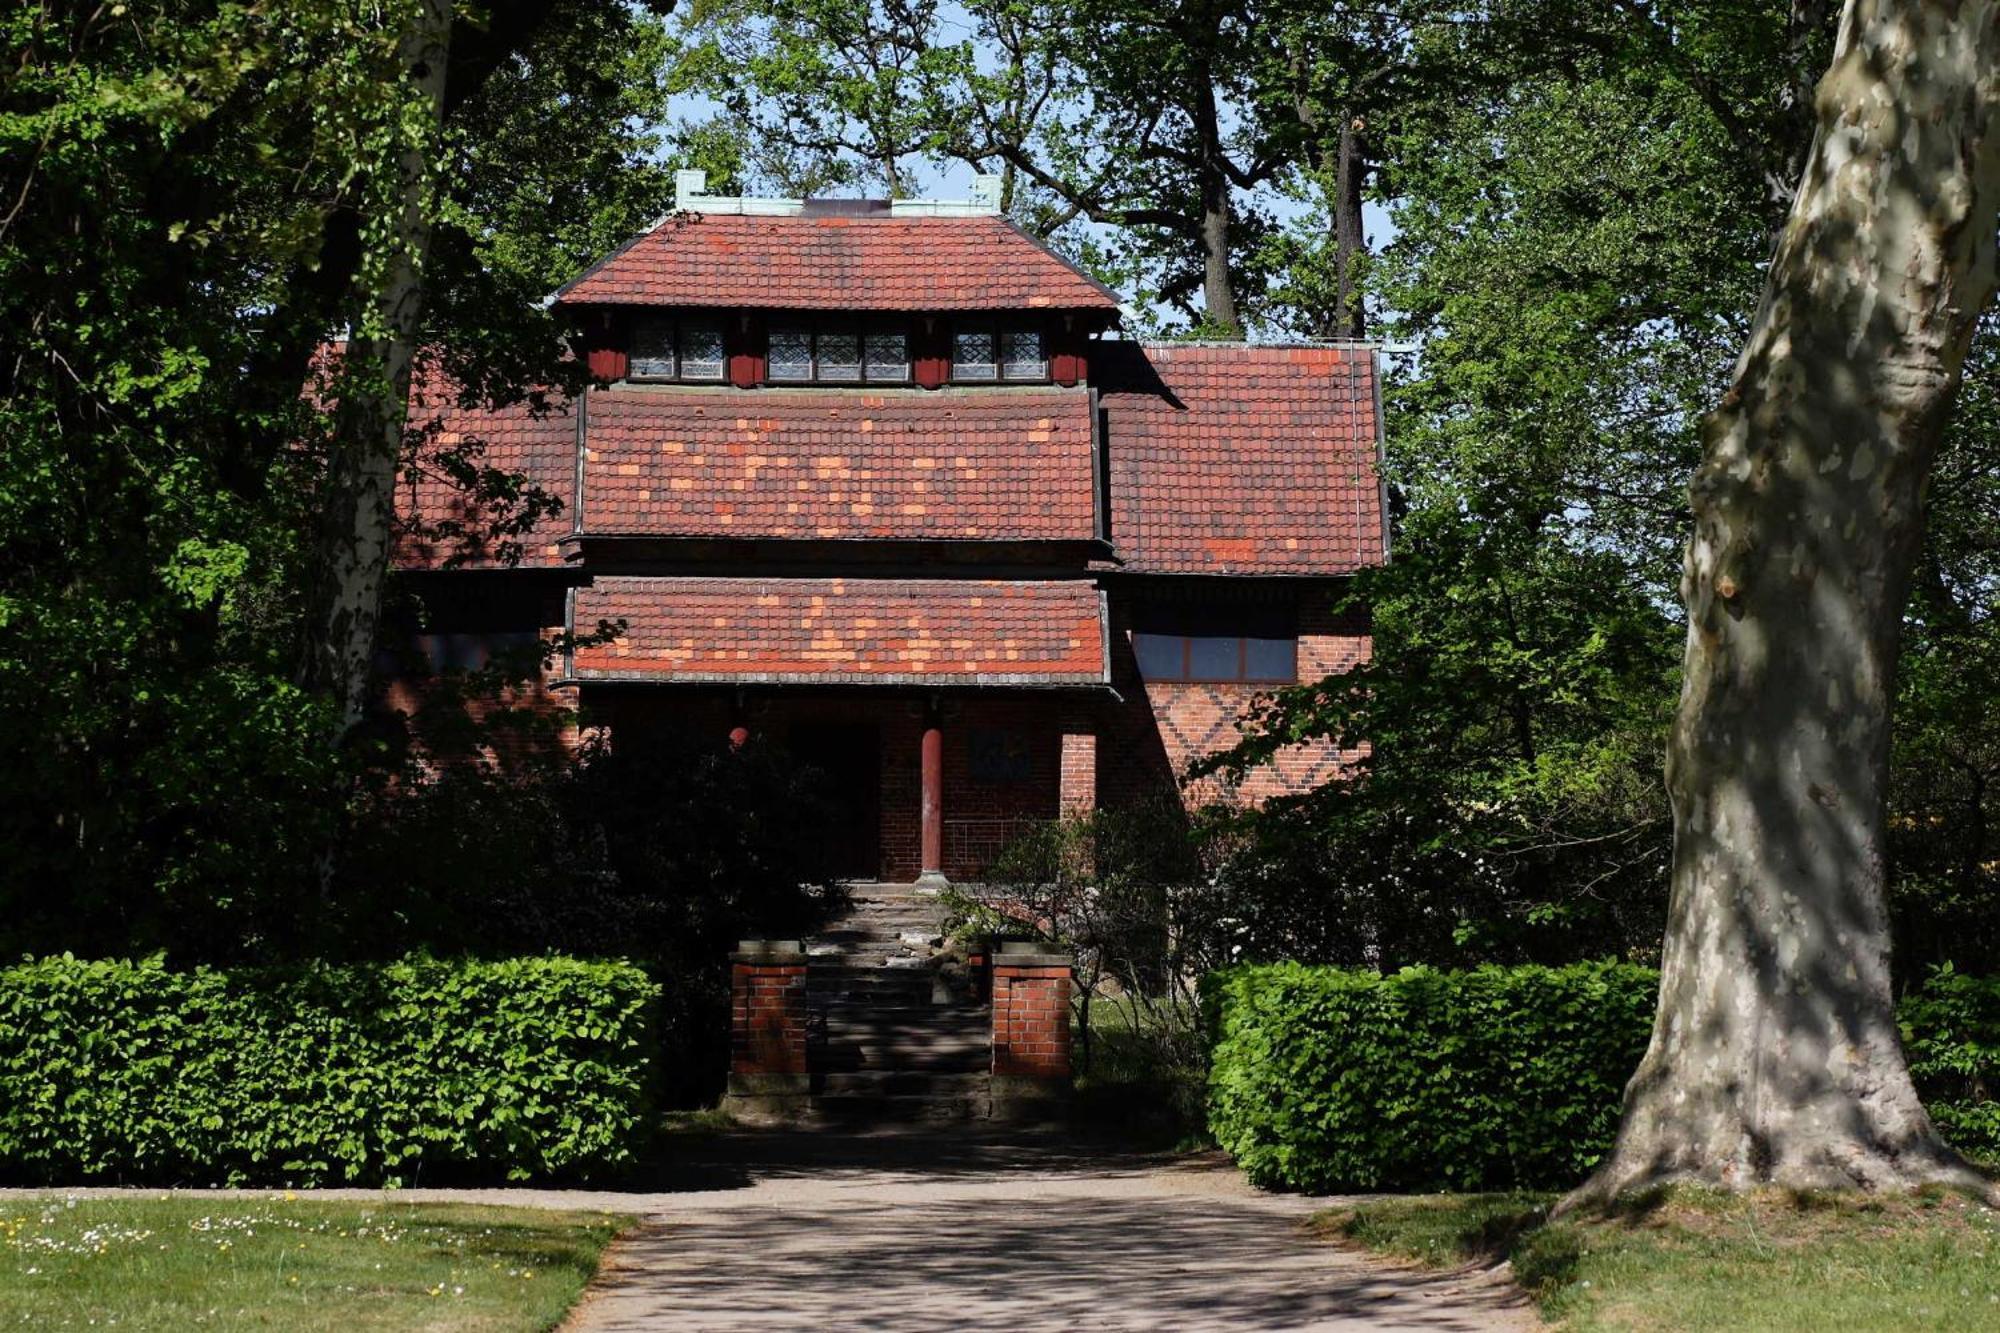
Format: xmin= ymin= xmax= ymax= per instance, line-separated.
xmin=1193 ymin=73 xmax=1242 ymax=336
xmin=303 ymin=0 xmax=452 ymax=739
xmin=1329 ymin=110 xmax=1367 ymax=341
xmin=1571 ymin=0 xmax=1999 ymax=1205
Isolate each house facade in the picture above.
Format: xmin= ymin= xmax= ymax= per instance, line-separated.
xmin=392 ymin=172 xmax=1388 ymax=885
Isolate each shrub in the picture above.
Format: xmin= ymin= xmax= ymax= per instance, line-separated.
xmin=0 ymin=955 xmax=659 ymax=1186
xmin=1901 ymin=964 xmax=2000 ymax=1160
xmin=1204 ymin=962 xmax=1659 ymax=1192
xmin=1207 ymin=962 xmax=2000 ymax=1192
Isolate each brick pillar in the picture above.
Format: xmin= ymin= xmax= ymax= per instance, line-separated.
xmin=990 ymin=944 xmax=1073 ymax=1120
xmin=720 ymin=940 xmax=813 ymax=1124
xmin=1058 ymin=731 xmax=1097 ymax=815
xmin=918 ymin=710 xmax=946 ymax=887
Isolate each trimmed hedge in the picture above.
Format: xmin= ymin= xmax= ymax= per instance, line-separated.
xmin=1207 ymin=962 xmax=2000 ymax=1192
xmin=1205 ymin=962 xmax=1657 ymax=1192
xmin=0 ymin=955 xmax=659 ymax=1186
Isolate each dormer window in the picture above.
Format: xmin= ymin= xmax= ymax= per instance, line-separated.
xmin=629 ymin=315 xmax=725 ymax=381
xmin=952 ymin=320 xmax=1046 ymax=382
xmin=763 ymin=320 xmax=910 ymax=385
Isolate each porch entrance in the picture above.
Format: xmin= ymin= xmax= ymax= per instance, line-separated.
xmin=787 ymin=721 xmax=882 ymax=880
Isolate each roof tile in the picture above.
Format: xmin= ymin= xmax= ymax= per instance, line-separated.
xmin=1097 ymin=343 xmax=1385 ymax=575
xmin=582 ymin=387 xmax=1096 ymax=541
xmin=572 ymin=577 xmax=1107 ymax=685
xmin=554 ymin=213 xmax=1119 ymax=312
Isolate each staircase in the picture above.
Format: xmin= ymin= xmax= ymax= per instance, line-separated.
xmin=805 ymin=884 xmax=994 ymax=1122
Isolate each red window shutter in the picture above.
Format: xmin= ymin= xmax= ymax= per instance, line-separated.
xmin=912 ymin=316 xmax=950 ymax=389
xmin=727 ymin=313 xmax=766 ymax=387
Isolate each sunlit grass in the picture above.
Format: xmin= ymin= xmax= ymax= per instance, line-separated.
xmin=1314 ymin=1185 xmax=2000 ymax=1330
xmin=0 ymin=1195 xmax=628 ymax=1331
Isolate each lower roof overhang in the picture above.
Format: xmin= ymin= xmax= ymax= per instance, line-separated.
xmin=561 ymin=575 xmax=1111 ymax=690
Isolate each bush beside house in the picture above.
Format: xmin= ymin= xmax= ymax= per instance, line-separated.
xmin=1207 ymin=962 xmax=2000 ymax=1193
xmin=0 ymin=955 xmax=659 ymax=1186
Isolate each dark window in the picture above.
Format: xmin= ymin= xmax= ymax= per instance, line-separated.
xmin=414 ymin=631 xmax=539 ymax=674
xmin=1130 ymin=605 xmax=1298 ymax=683
xmin=768 ymin=325 xmax=814 ymax=380
xmin=865 ymin=328 xmax=909 ymax=381
xmin=817 ymin=329 xmax=861 ymax=381
xmin=629 ymin=316 xmax=724 ymax=381
xmin=678 ymin=321 xmax=725 ymax=379
xmin=1002 ymin=327 xmax=1046 ymax=380
xmin=952 ymin=320 xmax=1047 ymax=383
xmin=630 ymin=319 xmax=677 ymax=379
xmin=969 ymin=728 xmax=1034 ymax=784
xmin=763 ymin=321 xmax=909 ymax=384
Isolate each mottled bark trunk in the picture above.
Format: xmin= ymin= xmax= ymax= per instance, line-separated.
xmin=303 ymin=0 xmax=452 ymax=738
xmin=1572 ymin=0 xmax=1999 ymax=1204
xmin=1193 ymin=75 xmax=1242 ymax=336
xmin=1329 ymin=111 xmax=1367 ymax=341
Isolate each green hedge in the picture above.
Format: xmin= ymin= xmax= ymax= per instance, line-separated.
xmin=1205 ymin=962 xmax=1657 ymax=1192
xmin=0 ymin=955 xmax=659 ymax=1186
xmin=1207 ymin=962 xmax=2000 ymax=1192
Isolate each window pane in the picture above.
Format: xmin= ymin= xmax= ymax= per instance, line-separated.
xmin=952 ymin=328 xmax=997 ymax=380
xmin=1002 ymin=327 xmax=1045 ymax=380
xmin=630 ymin=319 xmax=675 ymax=378
xmin=1244 ymin=636 xmax=1297 ymax=682
xmin=865 ymin=330 xmax=908 ymax=381
xmin=1133 ymin=632 xmax=1185 ymax=681
xmin=818 ymin=329 xmax=861 ymax=381
xmin=1187 ymin=636 xmax=1241 ymax=680
xmin=768 ymin=326 xmax=813 ymax=380
xmin=678 ymin=322 xmax=725 ymax=379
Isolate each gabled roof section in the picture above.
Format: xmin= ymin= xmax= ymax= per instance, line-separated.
xmin=553 ymin=212 xmax=1121 ymax=313
xmin=1097 ymin=343 xmax=1388 ymax=576
xmin=570 ymin=577 xmax=1109 ymax=686
xmin=580 ymin=386 xmax=1097 ymax=542
xmin=393 ymin=369 xmax=577 ymax=571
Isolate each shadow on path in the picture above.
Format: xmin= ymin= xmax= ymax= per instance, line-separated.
xmin=569 ymin=1130 xmax=1535 ymax=1332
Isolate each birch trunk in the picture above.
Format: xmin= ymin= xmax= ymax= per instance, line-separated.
xmin=304 ymin=0 xmax=452 ymax=737
xmin=1572 ymin=0 xmax=1999 ymax=1203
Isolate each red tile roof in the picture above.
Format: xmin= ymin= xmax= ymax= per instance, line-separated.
xmin=554 ymin=213 xmax=1120 ymax=312
xmin=582 ymin=386 xmax=1097 ymax=542
xmin=394 ymin=373 xmax=577 ymax=571
xmin=1096 ymin=343 xmax=1386 ymax=575
xmin=570 ymin=577 xmax=1108 ymax=685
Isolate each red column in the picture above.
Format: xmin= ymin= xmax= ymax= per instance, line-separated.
xmin=920 ymin=712 xmax=944 ymax=883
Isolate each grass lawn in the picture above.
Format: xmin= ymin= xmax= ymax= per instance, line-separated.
xmin=0 ymin=1195 xmax=630 ymax=1331
xmin=1314 ymin=1185 xmax=2000 ymax=1330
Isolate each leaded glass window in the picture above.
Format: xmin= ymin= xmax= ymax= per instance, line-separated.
xmin=1002 ymin=327 xmax=1046 ymax=380
xmin=768 ymin=325 xmax=813 ymax=381
xmin=817 ymin=330 xmax=862 ymax=381
xmin=677 ymin=321 xmax=725 ymax=380
xmin=952 ymin=328 xmax=997 ymax=381
xmin=629 ymin=318 xmax=676 ymax=379
xmin=865 ymin=330 xmax=908 ymax=382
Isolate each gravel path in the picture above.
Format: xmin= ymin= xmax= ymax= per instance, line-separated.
xmin=4 ymin=1133 xmax=1536 ymax=1331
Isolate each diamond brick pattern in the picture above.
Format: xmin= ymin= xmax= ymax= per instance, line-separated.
xmin=394 ymin=374 xmax=576 ymax=571
xmin=572 ymin=578 xmax=1107 ymax=685
xmin=1098 ymin=343 xmax=1386 ymax=575
xmin=582 ymin=387 xmax=1097 ymax=541
xmin=555 ymin=213 xmax=1120 ymax=312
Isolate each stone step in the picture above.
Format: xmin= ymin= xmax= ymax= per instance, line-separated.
xmin=820 ymin=1071 xmax=990 ymax=1097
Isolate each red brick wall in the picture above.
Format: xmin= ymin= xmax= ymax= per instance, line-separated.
xmin=1059 ymin=731 xmax=1097 ymax=813
xmin=991 ymin=958 xmax=1072 ymax=1078
xmin=1098 ymin=594 xmax=1372 ymax=811
xmin=730 ymin=960 xmax=809 ymax=1076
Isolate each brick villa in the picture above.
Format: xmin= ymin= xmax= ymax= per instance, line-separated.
xmin=392 ymin=172 xmax=1389 ymax=888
